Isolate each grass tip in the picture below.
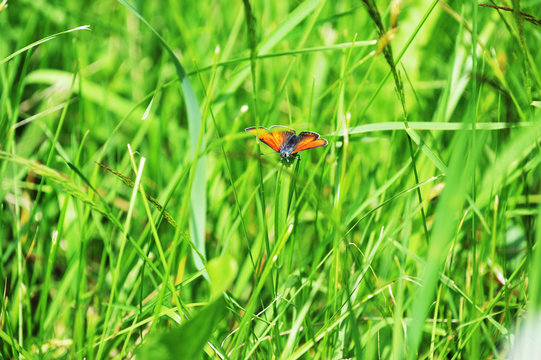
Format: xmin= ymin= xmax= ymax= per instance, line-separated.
xmin=142 ymin=98 xmax=154 ymax=120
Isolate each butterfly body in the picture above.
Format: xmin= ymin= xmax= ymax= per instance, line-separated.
xmin=246 ymin=126 xmax=328 ymax=161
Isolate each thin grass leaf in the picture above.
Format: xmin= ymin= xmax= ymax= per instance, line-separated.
xmin=0 ymin=25 xmax=90 ymax=65
xmin=118 ymin=0 xmax=207 ymax=273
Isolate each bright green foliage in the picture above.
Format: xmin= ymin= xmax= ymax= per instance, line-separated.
xmin=1 ymin=0 xmax=540 ymax=359
xmin=136 ymin=297 xmax=229 ymax=360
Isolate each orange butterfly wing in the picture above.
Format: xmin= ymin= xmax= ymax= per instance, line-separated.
xmin=291 ymin=131 xmax=328 ymax=154
xmin=246 ymin=126 xmax=295 ymax=153
xmin=245 ymin=126 xmax=281 ymax=152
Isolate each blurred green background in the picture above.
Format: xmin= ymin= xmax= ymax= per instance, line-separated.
xmin=1 ymin=0 xmax=541 ymax=358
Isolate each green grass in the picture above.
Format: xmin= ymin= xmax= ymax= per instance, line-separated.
xmin=1 ymin=0 xmax=541 ymax=358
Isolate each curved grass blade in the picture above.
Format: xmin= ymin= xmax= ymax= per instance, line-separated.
xmin=0 ymin=25 xmax=90 ymax=65
xmin=118 ymin=0 xmax=207 ymax=272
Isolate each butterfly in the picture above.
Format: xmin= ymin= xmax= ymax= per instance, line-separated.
xmin=245 ymin=126 xmax=328 ymax=161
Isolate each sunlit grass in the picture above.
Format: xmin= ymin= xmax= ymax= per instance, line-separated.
xmin=1 ymin=0 xmax=540 ymax=359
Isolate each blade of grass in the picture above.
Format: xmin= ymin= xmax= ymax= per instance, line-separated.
xmin=96 ymin=151 xmax=146 ymax=359
xmin=118 ymin=0 xmax=208 ymax=274
xmin=0 ymin=25 xmax=90 ymax=65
